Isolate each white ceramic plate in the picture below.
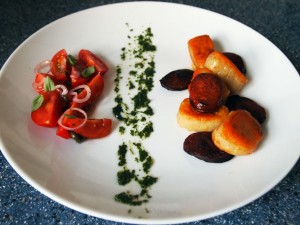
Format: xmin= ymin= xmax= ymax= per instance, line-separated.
xmin=0 ymin=2 xmax=299 ymax=224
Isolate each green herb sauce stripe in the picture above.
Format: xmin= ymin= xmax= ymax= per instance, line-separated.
xmin=113 ymin=25 xmax=158 ymax=207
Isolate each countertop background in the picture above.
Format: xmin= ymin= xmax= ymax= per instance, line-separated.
xmin=0 ymin=0 xmax=299 ymax=224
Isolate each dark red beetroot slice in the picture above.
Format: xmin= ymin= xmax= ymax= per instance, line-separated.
xmin=189 ymin=73 xmax=225 ymax=113
xmin=226 ymin=95 xmax=267 ymax=124
xmin=183 ymin=132 xmax=234 ymax=163
xmin=160 ymin=69 xmax=193 ymax=90
xmin=223 ymin=52 xmax=247 ymax=75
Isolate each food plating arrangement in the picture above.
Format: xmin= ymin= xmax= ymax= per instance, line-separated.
xmin=31 ymin=49 xmax=112 ymax=142
xmin=2 ymin=3 xmax=298 ymax=223
xmin=161 ymin=34 xmax=266 ymax=163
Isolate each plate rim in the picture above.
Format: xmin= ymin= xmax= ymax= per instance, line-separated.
xmin=0 ymin=1 xmax=299 ymax=224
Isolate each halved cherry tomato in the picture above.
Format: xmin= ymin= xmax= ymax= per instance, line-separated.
xmin=32 ymin=73 xmax=59 ymax=94
xmin=31 ymin=91 xmax=67 ymax=127
xmin=62 ymin=116 xmax=112 ymax=138
xmin=71 ymin=74 xmax=104 ymax=109
xmin=31 ymin=49 xmax=111 ymax=142
xmin=50 ymin=49 xmax=71 ymax=84
xmin=75 ymin=118 xmax=112 ymax=138
xmin=70 ymin=60 xmax=92 ymax=88
xmin=78 ymin=49 xmax=109 ymax=76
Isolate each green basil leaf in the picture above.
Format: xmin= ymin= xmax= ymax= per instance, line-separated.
xmin=81 ymin=66 xmax=95 ymax=78
xmin=68 ymin=54 xmax=76 ymax=66
xmin=32 ymin=95 xmax=44 ymax=111
xmin=64 ymin=114 xmax=77 ymax=119
xmin=44 ymin=76 xmax=55 ymax=92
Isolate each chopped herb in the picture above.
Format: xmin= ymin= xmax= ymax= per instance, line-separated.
xmin=68 ymin=54 xmax=76 ymax=66
xmin=114 ymin=24 xmax=158 ymax=209
xmin=81 ymin=66 xmax=95 ymax=77
xmin=112 ymin=104 xmax=124 ymax=120
xmin=114 ymin=192 xmax=148 ymax=206
xmin=31 ymin=95 xmax=44 ymax=111
xmin=44 ymin=76 xmax=55 ymax=92
xmin=117 ymin=169 xmax=135 ymax=185
xmin=119 ymin=126 xmax=126 ymax=134
xmin=138 ymin=175 xmax=157 ymax=189
xmin=64 ymin=114 xmax=77 ymax=119
xmin=118 ymin=143 xmax=128 ymax=166
xmin=143 ymin=156 xmax=154 ymax=174
xmin=138 ymin=148 xmax=149 ymax=162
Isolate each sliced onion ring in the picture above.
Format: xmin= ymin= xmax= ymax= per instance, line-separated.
xmin=57 ymin=108 xmax=87 ymax=131
xmin=34 ymin=60 xmax=52 ymax=74
xmin=55 ymin=84 xmax=69 ymax=96
xmin=69 ymin=84 xmax=91 ymax=103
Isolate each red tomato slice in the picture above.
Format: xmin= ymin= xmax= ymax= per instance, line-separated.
xmin=50 ymin=49 xmax=71 ymax=83
xmin=75 ymin=118 xmax=112 ymax=138
xmin=71 ymin=74 xmax=104 ymax=109
xmin=56 ymin=125 xmax=71 ymax=139
xmin=63 ymin=117 xmax=112 ymax=138
xmin=78 ymin=49 xmax=109 ymax=76
xmin=31 ymin=91 xmax=66 ymax=127
xmin=32 ymin=73 xmax=58 ymax=94
xmin=70 ymin=63 xmax=91 ymax=88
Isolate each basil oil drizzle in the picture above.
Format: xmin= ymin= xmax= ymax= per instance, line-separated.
xmin=113 ymin=24 xmax=158 ymax=207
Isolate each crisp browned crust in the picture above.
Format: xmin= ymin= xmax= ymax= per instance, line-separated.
xmin=212 ymin=110 xmax=263 ymax=155
xmin=204 ymin=51 xmax=248 ymax=93
xmin=177 ymin=98 xmax=229 ymax=132
xmin=188 ymin=35 xmax=214 ymax=69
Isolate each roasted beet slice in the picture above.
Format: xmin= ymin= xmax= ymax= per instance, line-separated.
xmin=189 ymin=73 xmax=227 ymax=113
xmin=183 ymin=132 xmax=234 ymax=163
xmin=160 ymin=69 xmax=193 ymax=90
xmin=223 ymin=52 xmax=247 ymax=75
xmin=226 ymin=95 xmax=267 ymax=124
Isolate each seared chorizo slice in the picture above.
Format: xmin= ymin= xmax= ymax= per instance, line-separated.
xmin=183 ymin=132 xmax=234 ymax=163
xmin=160 ymin=69 xmax=193 ymax=91
xmin=223 ymin=52 xmax=247 ymax=75
xmin=189 ymin=73 xmax=229 ymax=113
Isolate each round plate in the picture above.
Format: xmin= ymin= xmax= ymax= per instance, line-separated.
xmin=0 ymin=2 xmax=299 ymax=224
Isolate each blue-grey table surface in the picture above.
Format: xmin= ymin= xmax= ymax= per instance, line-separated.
xmin=0 ymin=0 xmax=299 ymax=224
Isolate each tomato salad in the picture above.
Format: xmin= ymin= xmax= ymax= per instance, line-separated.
xmin=31 ymin=49 xmax=112 ymax=143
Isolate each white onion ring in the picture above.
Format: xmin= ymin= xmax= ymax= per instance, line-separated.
xmin=57 ymin=108 xmax=87 ymax=131
xmin=55 ymin=84 xmax=68 ymax=96
xmin=34 ymin=60 xmax=52 ymax=74
xmin=69 ymin=84 xmax=91 ymax=103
